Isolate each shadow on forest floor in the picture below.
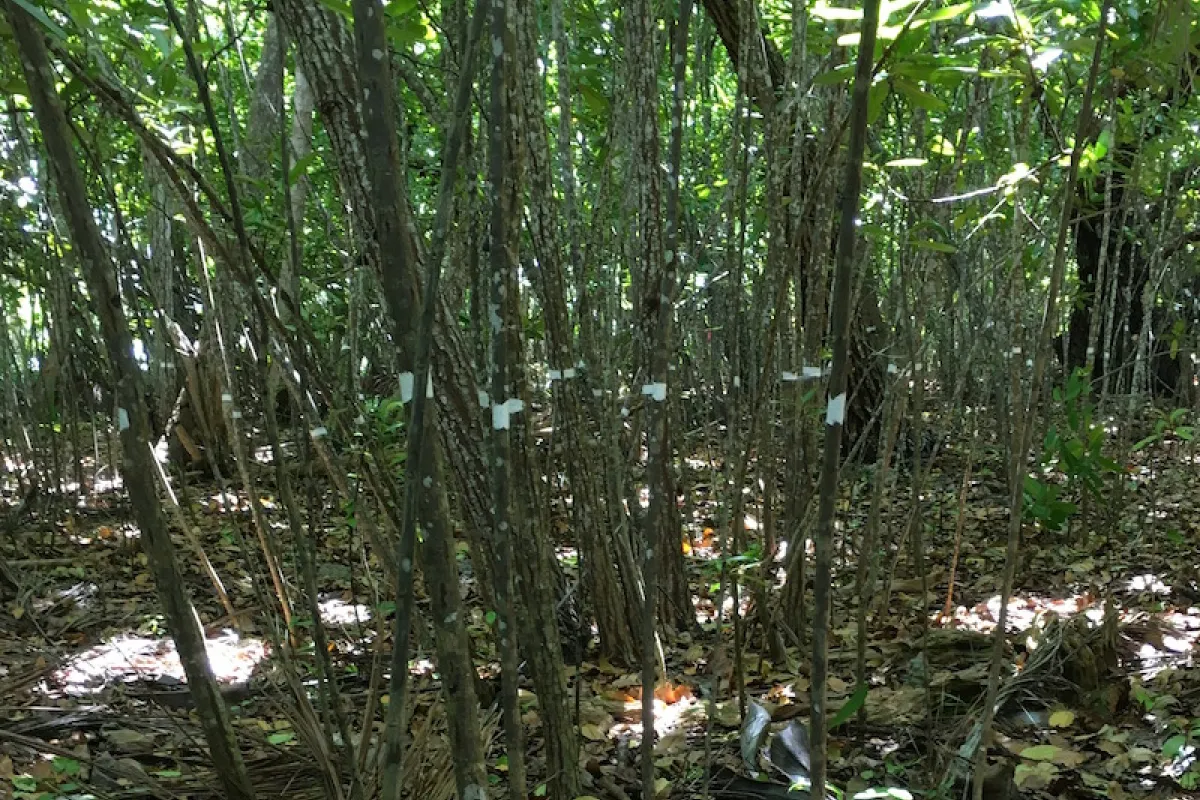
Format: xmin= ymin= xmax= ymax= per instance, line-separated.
xmin=3 ymin=439 xmax=1200 ymax=800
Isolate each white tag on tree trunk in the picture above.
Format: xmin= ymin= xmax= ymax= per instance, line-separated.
xmin=825 ymin=393 xmax=847 ymax=426
xmin=491 ymin=398 xmax=524 ymax=430
xmin=399 ymin=372 xmax=415 ymax=403
xmin=117 ymin=407 xmax=130 ymax=431
xmin=803 ymin=366 xmax=823 ymax=379
xmin=641 ymin=383 xmax=667 ymax=402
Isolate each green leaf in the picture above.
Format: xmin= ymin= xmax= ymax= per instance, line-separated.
xmin=385 ymin=0 xmax=419 ymax=16
xmin=893 ymin=78 xmax=946 ymax=112
xmin=159 ymin=63 xmax=179 ymax=96
xmin=892 ymin=61 xmax=937 ymax=81
xmin=12 ymin=776 xmax=37 ymax=792
xmin=813 ymin=64 xmax=855 ymax=86
xmin=268 ymin=731 xmax=296 ymax=745
xmin=579 ymin=83 xmax=610 ymax=115
xmin=52 ymin=757 xmax=81 ymax=776
xmin=289 ymin=152 xmax=318 ymax=185
xmin=1062 ymin=36 xmax=1096 ymax=54
xmin=388 ymin=17 xmax=428 ymax=45
xmin=867 ymin=82 xmax=889 ymax=124
xmin=829 ymin=684 xmax=868 ymax=729
xmin=914 ymin=1 xmax=973 ymax=22
xmin=1163 ymin=734 xmax=1187 ymax=758
xmin=812 ymin=2 xmax=862 ymax=20
xmin=1132 ymin=434 xmax=1158 ymax=451
xmin=910 ymin=239 xmax=957 ymax=253
xmin=485 ymin=610 xmax=497 ymax=626
xmin=8 ymin=0 xmax=69 ymax=41
xmin=1020 ymin=745 xmax=1060 ymax=761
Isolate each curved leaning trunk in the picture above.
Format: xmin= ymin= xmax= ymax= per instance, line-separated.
xmin=5 ymin=4 xmax=257 ymax=798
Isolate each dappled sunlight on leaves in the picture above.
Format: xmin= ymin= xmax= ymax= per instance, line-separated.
xmin=937 ymin=591 xmax=1101 ymax=633
xmin=317 ymin=596 xmax=372 ymax=626
xmin=47 ymin=631 xmax=266 ymax=697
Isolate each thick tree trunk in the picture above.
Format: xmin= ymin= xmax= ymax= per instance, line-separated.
xmin=511 ymin=0 xmax=642 ymax=663
xmin=274 ymin=0 xmax=502 ymax=599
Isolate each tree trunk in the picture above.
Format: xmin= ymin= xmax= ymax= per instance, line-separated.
xmin=5 ymin=6 xmax=256 ymax=798
xmin=511 ymin=0 xmax=642 ymax=663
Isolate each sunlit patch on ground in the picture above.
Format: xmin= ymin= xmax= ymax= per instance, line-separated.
xmin=939 ymin=591 xmax=1102 ymax=633
xmin=318 ymin=596 xmax=372 ymax=626
xmin=604 ymin=681 xmax=701 ymax=742
xmin=67 ymin=521 xmax=139 ymax=546
xmin=1128 ymin=573 xmax=1171 ymax=594
xmin=1129 ymin=609 xmax=1198 ymax=677
xmin=692 ymin=592 xmax=753 ymax=625
xmin=409 ymin=657 xmax=436 ymax=677
xmin=47 ymin=631 xmax=267 ymax=696
xmin=206 ymin=491 xmax=249 ymax=512
xmin=32 ymin=581 xmax=99 ymax=613
xmin=90 ymin=475 xmax=125 ymax=493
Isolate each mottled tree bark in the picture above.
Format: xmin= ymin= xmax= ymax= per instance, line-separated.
xmin=5 ymin=6 xmax=255 ymax=799
xmin=511 ymin=0 xmax=641 ymax=663
xmin=275 ymin=0 xmax=502 ymax=605
xmin=347 ymin=0 xmax=487 ymax=797
xmin=485 ymin=0 xmax=527 ymax=792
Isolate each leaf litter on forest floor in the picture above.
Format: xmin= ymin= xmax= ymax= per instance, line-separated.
xmin=4 ymin=429 xmax=1200 ymax=798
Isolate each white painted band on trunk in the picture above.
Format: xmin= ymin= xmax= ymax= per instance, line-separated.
xmin=491 ymin=398 xmax=524 ymax=430
xmin=826 ymin=392 xmax=847 ymax=426
xmin=641 ymin=382 xmax=667 ymax=402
